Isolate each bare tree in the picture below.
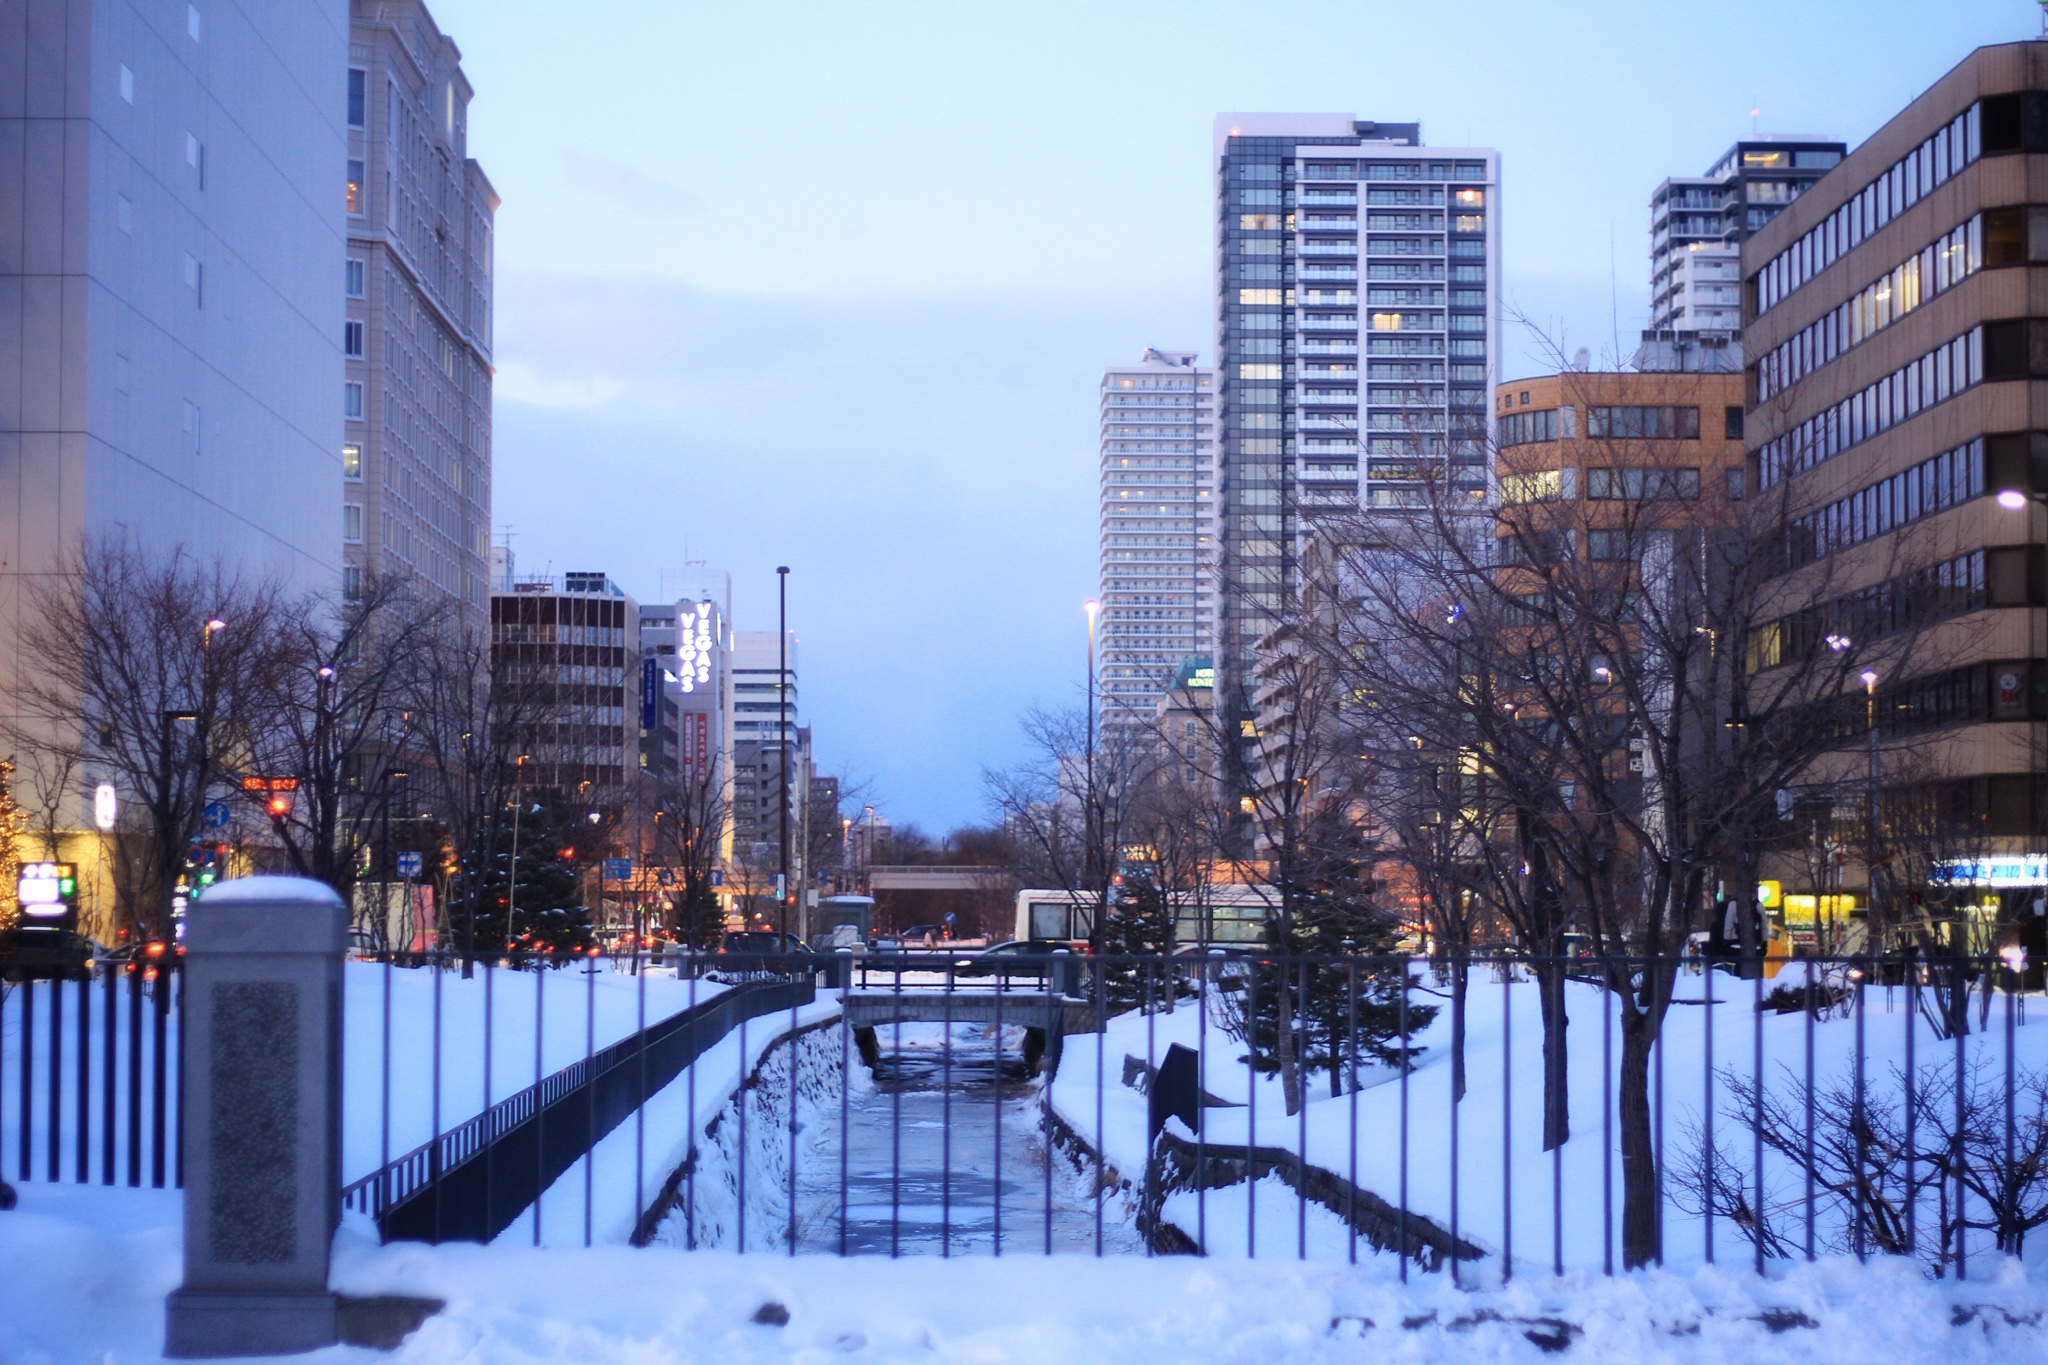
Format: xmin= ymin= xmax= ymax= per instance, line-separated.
xmin=9 ymin=537 xmax=295 ymax=941
xmin=640 ymin=749 xmax=729 ymax=949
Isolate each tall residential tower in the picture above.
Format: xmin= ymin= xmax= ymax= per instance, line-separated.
xmin=1097 ymin=348 xmax=1217 ymax=738
xmin=1212 ymin=116 xmax=1499 ymax=760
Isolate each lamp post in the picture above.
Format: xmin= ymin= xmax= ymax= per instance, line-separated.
xmin=1084 ymin=598 xmax=1102 ymax=948
xmin=776 ymin=565 xmax=791 ymax=941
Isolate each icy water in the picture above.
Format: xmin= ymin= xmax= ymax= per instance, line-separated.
xmin=795 ymin=1025 xmax=1140 ymax=1255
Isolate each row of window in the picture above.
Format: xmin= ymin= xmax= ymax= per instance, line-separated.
xmin=1298 ymin=160 xmax=1487 ymax=181
xmin=1756 ymin=328 xmax=1981 ymax=489
xmin=1755 ymin=550 xmax=1994 ymax=672
xmin=1587 ymin=405 xmax=1702 ymax=440
xmin=1757 ymin=215 xmax=1985 ymax=402
xmin=1784 ymin=438 xmax=1984 ymax=568
xmin=1755 ymin=103 xmax=1979 ymax=315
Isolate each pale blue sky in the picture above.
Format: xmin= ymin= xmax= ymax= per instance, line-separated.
xmin=429 ymin=0 xmax=2032 ymax=830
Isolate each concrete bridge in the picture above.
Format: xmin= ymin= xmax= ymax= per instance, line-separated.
xmin=841 ymin=989 xmax=1098 ymax=1073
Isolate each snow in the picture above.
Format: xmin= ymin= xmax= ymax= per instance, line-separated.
xmin=1044 ymin=969 xmax=2048 ymax=1276
xmin=3 ymin=1181 xmax=2046 ymax=1364
xmin=198 ymin=876 xmax=346 ymax=907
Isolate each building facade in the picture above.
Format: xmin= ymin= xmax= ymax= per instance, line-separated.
xmin=1743 ymin=42 xmax=2048 ymax=946
xmin=729 ymin=630 xmax=799 ymax=903
xmin=490 ymin=572 xmax=640 ymax=801
xmin=2 ymin=0 xmax=351 ymax=723
xmin=1212 ymin=115 xmax=1499 ymax=770
xmin=1098 ymin=349 xmax=1217 ymax=738
xmin=1647 ymin=136 xmax=1844 ymax=341
xmin=345 ymin=0 xmax=495 ymax=628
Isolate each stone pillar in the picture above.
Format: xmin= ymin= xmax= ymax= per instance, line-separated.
xmin=165 ymin=876 xmax=347 ymax=1358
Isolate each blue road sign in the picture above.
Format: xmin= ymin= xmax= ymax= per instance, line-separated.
xmin=943 ymin=911 xmax=957 ymax=924
xmin=603 ymin=857 xmax=632 ymax=881
xmin=203 ymin=800 xmax=231 ymax=829
xmin=396 ymin=851 xmax=423 ymax=878
xmin=710 ymin=869 xmax=724 ymax=888
xmin=656 ymin=868 xmax=675 ymax=887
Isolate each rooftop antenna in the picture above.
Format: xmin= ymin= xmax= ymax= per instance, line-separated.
xmin=1751 ymin=102 xmax=1761 ymax=135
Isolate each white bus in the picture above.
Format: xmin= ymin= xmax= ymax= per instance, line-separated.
xmin=1013 ymin=885 xmax=1271 ymax=947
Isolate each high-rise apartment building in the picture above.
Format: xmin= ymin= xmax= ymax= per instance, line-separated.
xmin=1743 ymin=43 xmax=2048 ymax=946
xmin=2 ymin=0 xmax=349 ymax=717
xmin=730 ymin=631 xmax=799 ymax=879
xmin=1212 ymin=116 xmax=1499 ymax=757
xmin=346 ymin=0 xmax=495 ymax=628
xmin=1647 ymin=136 xmax=1844 ymax=341
xmin=1098 ymin=349 xmax=1217 ymax=737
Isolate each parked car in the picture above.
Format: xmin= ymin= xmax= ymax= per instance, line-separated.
xmin=898 ymin=923 xmax=945 ymax=947
xmin=953 ymin=940 xmax=1073 ymax=986
xmin=718 ymin=930 xmax=809 ymax=958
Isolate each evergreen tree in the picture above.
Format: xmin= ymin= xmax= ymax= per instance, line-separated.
xmin=1097 ymin=872 xmax=1178 ymax=1009
xmin=464 ymin=800 xmax=596 ymax=965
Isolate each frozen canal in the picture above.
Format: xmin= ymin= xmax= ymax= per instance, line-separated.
xmin=794 ymin=1023 xmax=1141 ymax=1256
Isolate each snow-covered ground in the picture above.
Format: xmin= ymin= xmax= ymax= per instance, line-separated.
xmin=3 ymin=1181 xmax=2045 ymax=1364
xmin=1046 ymin=968 xmax=2048 ymax=1276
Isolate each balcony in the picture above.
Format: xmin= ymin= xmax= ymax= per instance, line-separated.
xmin=1365 ymin=237 xmax=1444 ymax=257
xmin=1298 ymin=264 xmax=1358 ymax=281
xmin=1298 ymin=239 xmax=1358 ymax=256
xmin=1297 ymin=217 xmax=1358 ymax=231
xmin=1298 ymin=192 xmax=1357 ymax=208
xmin=1297 ymin=314 xmax=1357 ymax=332
xmin=1298 ymin=340 xmax=1358 ymax=356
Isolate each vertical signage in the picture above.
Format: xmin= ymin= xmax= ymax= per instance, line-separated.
xmin=640 ymin=656 xmax=660 ymax=730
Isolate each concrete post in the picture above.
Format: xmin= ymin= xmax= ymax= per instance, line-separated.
xmin=165 ymin=876 xmax=347 ymax=1358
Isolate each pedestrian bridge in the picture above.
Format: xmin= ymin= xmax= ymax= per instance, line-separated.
xmin=841 ymin=990 xmax=1099 ymax=1074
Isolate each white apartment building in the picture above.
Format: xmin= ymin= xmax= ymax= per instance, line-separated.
xmin=346 ymin=0 xmax=496 ymax=628
xmin=1646 ymin=136 xmax=1844 ymax=339
xmin=1098 ymin=349 xmax=1217 ymax=738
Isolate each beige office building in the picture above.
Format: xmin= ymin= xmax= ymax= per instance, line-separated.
xmin=1743 ymin=42 xmax=2048 ymax=948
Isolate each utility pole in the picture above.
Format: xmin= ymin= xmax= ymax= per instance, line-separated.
xmin=777 ymin=565 xmax=790 ymax=942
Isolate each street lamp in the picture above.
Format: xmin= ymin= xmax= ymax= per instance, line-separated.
xmin=1862 ymin=668 xmax=1881 ymax=935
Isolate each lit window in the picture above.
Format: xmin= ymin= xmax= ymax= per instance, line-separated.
xmin=1453 ymin=188 xmax=1484 ymax=207
xmin=346 ymin=160 xmax=365 ymax=215
xmin=342 ymin=442 xmax=363 ymax=479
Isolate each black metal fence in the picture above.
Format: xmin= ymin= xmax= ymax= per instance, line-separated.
xmin=5 ymin=945 xmax=2041 ymax=1281
xmin=0 ymin=961 xmax=183 ymax=1191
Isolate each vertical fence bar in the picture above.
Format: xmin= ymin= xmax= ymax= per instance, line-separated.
xmin=2004 ymin=976 xmax=2017 ymax=1254
xmin=150 ymin=967 xmax=168 ymax=1188
xmin=1197 ymin=952 xmax=1208 ymax=1256
xmin=50 ymin=976 xmax=64 ymax=1180
xmin=1449 ymin=959 xmax=1460 ymax=1284
xmin=888 ymin=961 xmax=899 ymax=1258
xmin=1653 ymin=961 xmax=1664 ymax=1266
xmin=636 ymin=949 xmax=647 ymax=1242
xmin=1892 ymin=957 xmax=1908 ymax=1268
xmin=75 ymin=973 xmax=90 ymax=1183
xmin=19 ymin=978 xmax=33 ymax=1181
xmin=686 ymin=953 xmax=698 ymax=1250
xmin=1246 ymin=963 xmax=1258 ymax=1259
xmin=1147 ymin=957 xmax=1159 ymax=1261
xmin=1096 ymin=953 xmax=1107 ymax=1258
xmin=738 ymin=1004 xmax=749 ymax=1255
xmin=583 ymin=955 xmax=595 ymax=1249
xmin=483 ymin=959 xmax=496 ymax=1243
xmin=1954 ymin=983 xmax=1967 ymax=1281
xmin=172 ymin=968 xmax=183 ymax=1187
xmin=1602 ymin=972 xmax=1613 ymax=1276
xmin=1044 ymin=959 xmax=1055 ymax=1255
xmin=1399 ymin=959 xmax=1409 ymax=1283
xmin=1347 ymin=960 xmax=1358 ymax=1267
xmin=1703 ymin=950 xmax=1715 ymax=1264
xmin=1853 ymin=963 xmax=1867 ymax=1262
xmin=1802 ymin=970 xmax=1815 ymax=1261
xmin=837 ymin=950 xmax=850 ymax=1257
xmin=431 ymin=955 xmax=444 ymax=1243
xmin=993 ymin=965 xmax=1003 ymax=1258
xmin=1501 ymin=965 xmax=1512 ymax=1282
xmin=941 ymin=956 xmax=953 ymax=1259
xmin=533 ymin=962 xmax=545 ymax=1247
xmin=1752 ymin=965 xmax=1764 ymax=1277
xmin=1296 ymin=959 xmax=1308 ymax=1261
xmin=126 ymin=968 xmax=141 ymax=1186
xmin=380 ymin=956 xmax=392 ymax=1215
xmin=100 ymin=966 xmax=115 ymax=1185
xmin=787 ymin=960 xmax=799 ymax=1257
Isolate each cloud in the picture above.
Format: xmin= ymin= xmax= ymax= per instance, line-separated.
xmin=494 ymin=360 xmax=626 ymax=409
xmin=560 ymin=151 xmax=706 ymax=220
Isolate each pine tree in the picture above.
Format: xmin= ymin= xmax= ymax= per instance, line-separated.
xmin=464 ymin=801 xmax=595 ymax=965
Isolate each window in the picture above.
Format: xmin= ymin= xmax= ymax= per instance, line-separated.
xmin=119 ymin=64 xmax=133 ymax=103
xmin=342 ymin=442 xmax=362 ymax=479
xmin=343 ymin=320 xmax=364 ymax=357
xmin=343 ymin=566 xmax=363 ymax=599
xmin=1453 ymin=188 xmax=1484 ymax=207
xmin=186 ymin=5 xmax=201 ymax=41
xmin=346 ymin=159 xmax=365 ymax=215
xmin=343 ymin=505 xmax=362 ymax=542
xmin=1587 ymin=406 xmax=1699 ymax=439
xmin=1588 ymin=530 xmax=1636 ymax=561
xmin=1724 ymin=406 xmax=1744 ymax=440
xmin=1454 ymin=215 xmax=1484 ymax=234
xmin=1588 ymin=467 xmax=1700 ymax=500
xmin=347 ymin=68 xmax=366 ymax=128
xmin=345 ymin=258 xmax=365 ymax=297
xmin=1500 ymin=469 xmax=1562 ymax=504
xmin=1499 ymin=409 xmax=1559 ymax=446
xmin=1726 ymin=466 xmax=1746 ymax=500
xmin=344 ymin=382 xmax=364 ymax=419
